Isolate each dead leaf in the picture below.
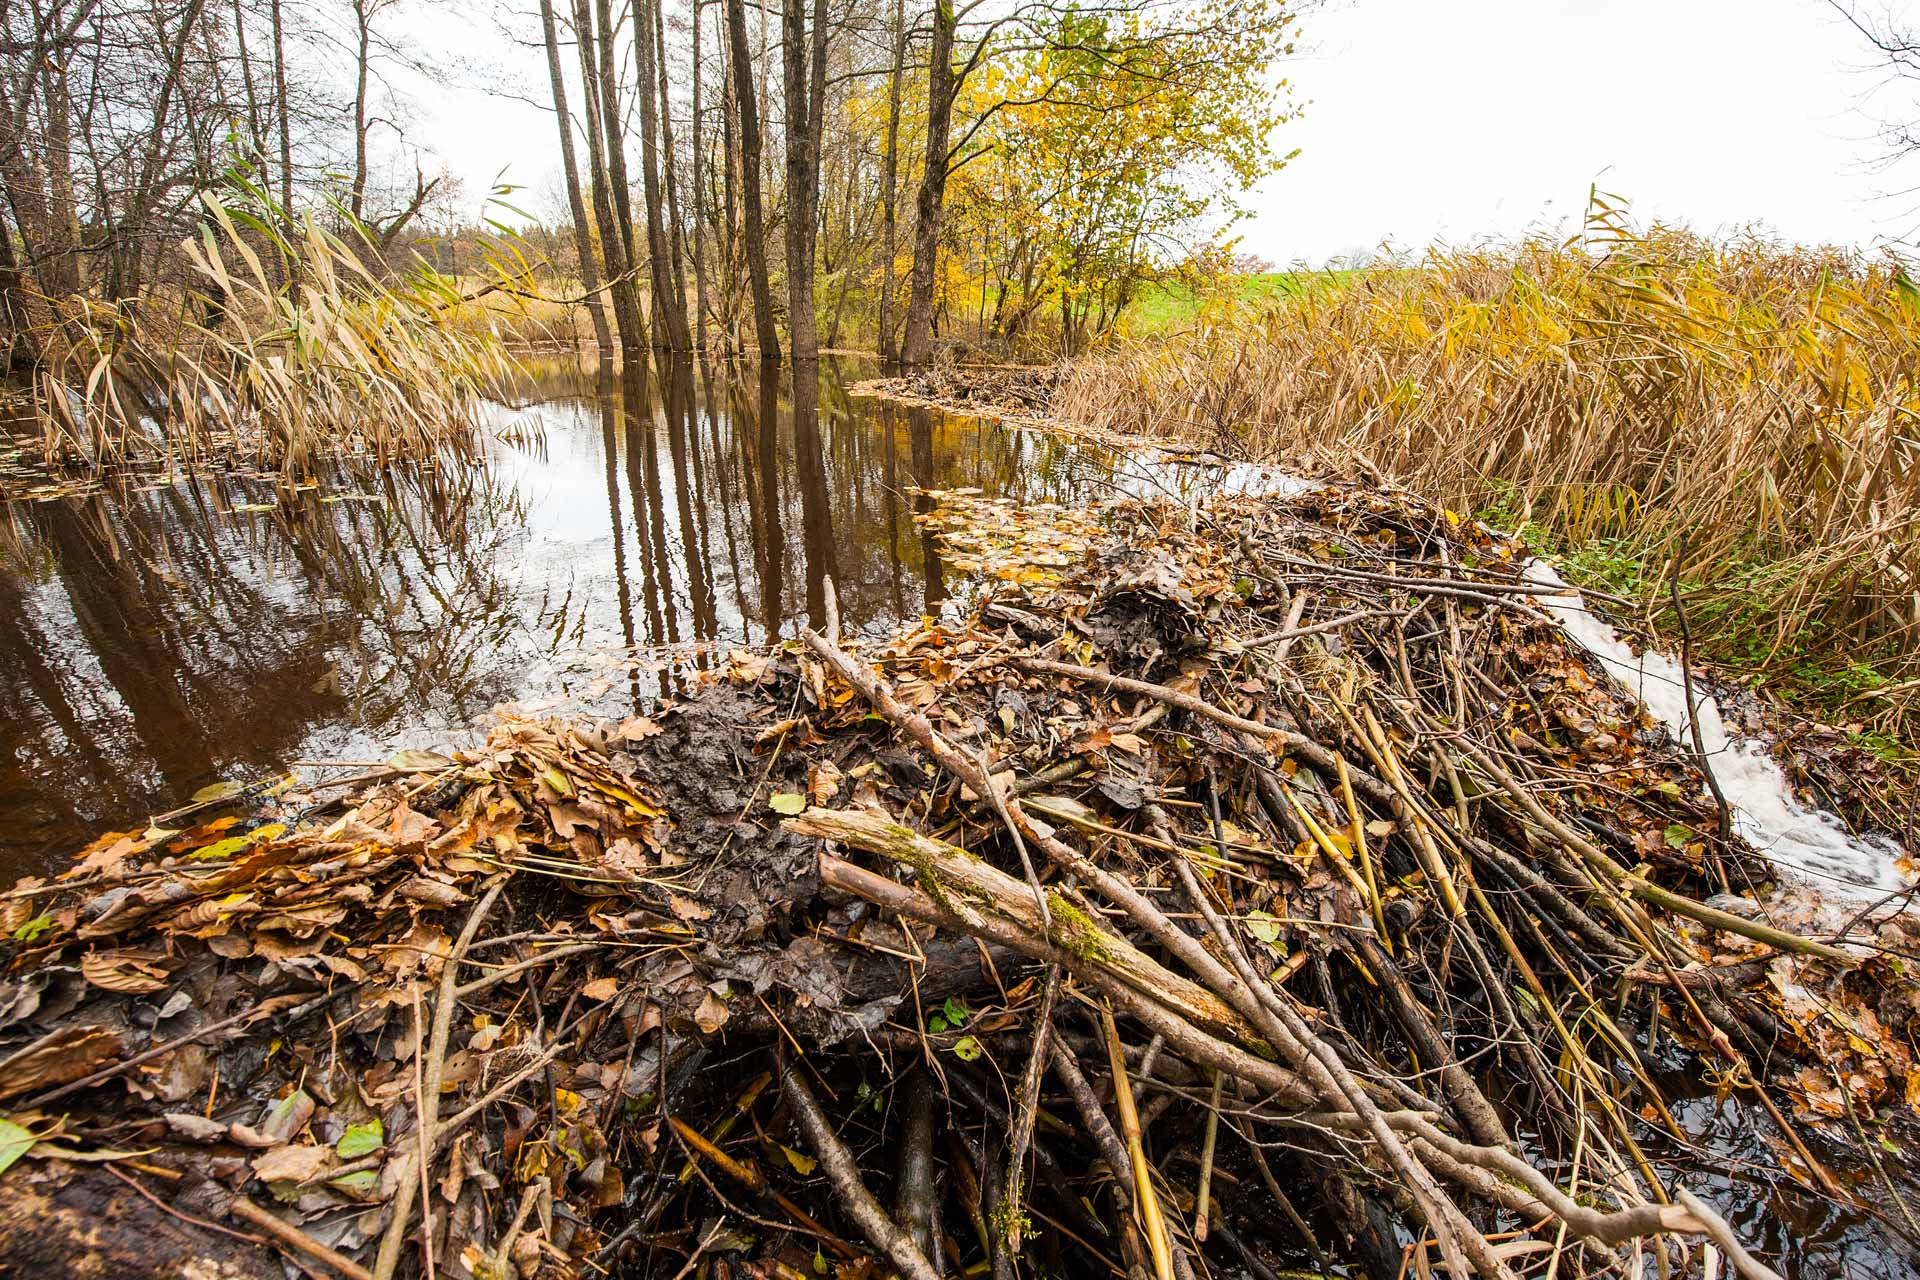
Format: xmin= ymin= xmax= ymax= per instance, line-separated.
xmin=251 ymin=1143 xmax=331 ymax=1184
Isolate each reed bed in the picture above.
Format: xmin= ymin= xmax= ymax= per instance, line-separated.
xmin=1058 ymin=205 xmax=1920 ymax=739
xmin=26 ymin=191 xmax=516 ymax=484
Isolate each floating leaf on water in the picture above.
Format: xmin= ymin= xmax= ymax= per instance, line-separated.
xmin=191 ymin=780 xmax=248 ymax=805
xmin=768 ymin=793 xmax=807 ymax=816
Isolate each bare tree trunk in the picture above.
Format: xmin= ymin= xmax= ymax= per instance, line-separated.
xmin=690 ymin=0 xmax=710 ymax=348
xmin=653 ymin=0 xmax=689 ymax=326
xmin=591 ymin=0 xmax=643 ymax=314
xmin=634 ymin=0 xmax=689 ymax=350
xmin=270 ymin=0 xmax=297 ymax=297
xmin=876 ymin=0 xmax=905 ymax=360
xmin=349 ymin=0 xmax=371 ymax=224
xmin=573 ymin=0 xmax=647 ymax=353
xmin=900 ymin=0 xmax=954 ymax=367
xmin=538 ymin=0 xmax=612 ymax=356
xmin=780 ymin=0 xmax=827 ymax=362
xmin=723 ymin=0 xmax=777 ymax=359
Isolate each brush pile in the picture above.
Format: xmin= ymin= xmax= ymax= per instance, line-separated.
xmin=1 ymin=483 xmax=1914 ymax=1280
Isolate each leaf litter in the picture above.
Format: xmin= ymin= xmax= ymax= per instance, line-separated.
xmin=0 ymin=482 xmax=1917 ymax=1278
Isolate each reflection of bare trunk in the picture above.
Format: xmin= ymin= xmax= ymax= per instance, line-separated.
xmin=722 ymin=0 xmax=778 ymax=358
xmin=662 ymin=357 xmax=716 ymax=639
xmin=596 ymin=368 xmax=640 ymax=703
xmin=750 ymin=364 xmax=784 ymax=635
xmin=906 ymin=406 xmax=946 ymax=607
xmin=900 ymin=0 xmax=955 ymax=366
xmin=791 ymin=364 xmax=835 ymax=629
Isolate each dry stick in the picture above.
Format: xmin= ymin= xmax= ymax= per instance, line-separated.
xmin=1001 ymin=962 xmax=1061 ymax=1254
xmin=1457 ymin=739 xmax=1855 ymax=964
xmin=371 ymin=875 xmax=510 ymax=1280
xmin=778 ymin=1059 xmax=943 ymax=1280
xmin=817 ymin=853 xmax=1313 ymax=1105
xmin=232 ymin=1196 xmax=376 ymax=1280
xmin=1192 ymin=1071 xmax=1224 ymax=1242
xmin=806 ymin=634 xmax=1510 ymax=1280
xmin=1009 ymin=654 xmax=1391 ymax=804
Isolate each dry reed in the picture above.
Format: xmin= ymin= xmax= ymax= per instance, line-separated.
xmin=28 ymin=188 xmax=517 ymax=482
xmin=1059 ymin=199 xmax=1920 ymax=738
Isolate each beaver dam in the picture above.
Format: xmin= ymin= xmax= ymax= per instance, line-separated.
xmin=1 ymin=365 xmax=1918 ymax=1280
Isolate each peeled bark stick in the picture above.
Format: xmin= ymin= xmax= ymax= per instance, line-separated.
xmin=1103 ymin=1007 xmax=1175 ymax=1280
xmin=231 ymin=1197 xmax=375 ymax=1280
xmin=789 ymin=806 xmax=1251 ymax=1043
xmin=779 ymin=1059 xmax=942 ymax=1280
xmin=817 ymin=853 xmax=1315 ymax=1106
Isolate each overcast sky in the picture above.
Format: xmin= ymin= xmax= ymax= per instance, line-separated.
xmin=416 ymin=0 xmax=1919 ymax=264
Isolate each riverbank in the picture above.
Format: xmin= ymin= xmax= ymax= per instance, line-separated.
xmin=3 ymin=477 xmax=1916 ymax=1279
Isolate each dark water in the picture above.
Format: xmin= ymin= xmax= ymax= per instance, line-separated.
xmin=0 ymin=357 xmax=1190 ymax=879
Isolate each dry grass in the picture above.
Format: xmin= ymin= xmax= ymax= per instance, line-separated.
xmin=30 ymin=191 xmax=518 ymax=481
xmin=1057 ymin=200 xmax=1920 ymax=740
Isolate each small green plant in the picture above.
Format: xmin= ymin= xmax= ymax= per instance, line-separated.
xmin=927 ymin=996 xmax=971 ymax=1033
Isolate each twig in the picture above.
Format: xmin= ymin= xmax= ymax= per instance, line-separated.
xmin=778 ymin=1058 xmax=942 ymax=1280
xmin=232 ymin=1196 xmax=376 ymax=1280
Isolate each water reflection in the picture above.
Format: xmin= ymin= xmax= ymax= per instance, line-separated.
xmin=0 ymin=356 xmax=1192 ymax=877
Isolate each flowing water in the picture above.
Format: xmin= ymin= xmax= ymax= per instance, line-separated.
xmin=0 ymin=357 xmax=1240 ymax=880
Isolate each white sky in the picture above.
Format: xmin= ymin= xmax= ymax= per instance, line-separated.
xmin=412 ymin=0 xmax=1920 ymax=263
xmin=1240 ymin=0 xmax=1919 ymax=264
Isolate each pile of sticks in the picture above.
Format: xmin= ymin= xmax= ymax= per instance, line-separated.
xmin=0 ymin=484 xmax=1902 ymax=1280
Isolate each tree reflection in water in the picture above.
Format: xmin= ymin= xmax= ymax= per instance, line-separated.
xmin=0 ymin=355 xmax=1134 ymax=876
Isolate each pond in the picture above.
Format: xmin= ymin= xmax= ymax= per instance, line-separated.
xmin=0 ymin=356 xmax=1227 ymax=880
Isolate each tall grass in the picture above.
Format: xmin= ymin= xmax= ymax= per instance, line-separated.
xmin=1058 ymin=200 xmax=1920 ymax=739
xmin=30 ymin=186 xmax=516 ymax=482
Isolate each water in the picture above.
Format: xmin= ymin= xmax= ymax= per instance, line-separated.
xmin=1522 ymin=560 xmax=1907 ymax=898
xmin=0 ymin=357 xmax=1246 ymax=880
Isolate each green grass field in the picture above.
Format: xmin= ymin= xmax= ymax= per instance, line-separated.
xmin=1124 ymin=269 xmax=1363 ymax=333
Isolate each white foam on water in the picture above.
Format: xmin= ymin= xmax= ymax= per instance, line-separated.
xmin=1521 ymin=560 xmax=1906 ymax=899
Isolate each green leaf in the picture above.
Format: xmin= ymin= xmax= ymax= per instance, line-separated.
xmin=1663 ymin=823 xmax=1695 ymax=849
xmin=951 ymin=1035 xmax=983 ymax=1062
xmin=928 ymin=1014 xmax=948 ymax=1033
xmin=329 ymin=1169 xmax=379 ymax=1195
xmin=0 ymin=1119 xmax=35 ymax=1176
xmin=1244 ymin=909 xmax=1282 ymax=945
xmin=1653 ymin=781 xmax=1683 ymax=799
xmin=336 ymin=1119 xmax=383 ymax=1160
xmin=812 ymin=1247 xmax=830 ymax=1275
xmin=941 ymin=996 xmax=970 ymax=1027
xmin=768 ymin=793 xmax=807 ymax=816
xmin=11 ymin=915 xmax=54 ymax=943
xmin=191 ymin=780 xmax=248 ymax=805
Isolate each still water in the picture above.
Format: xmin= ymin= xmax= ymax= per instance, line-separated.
xmin=0 ymin=357 xmax=1210 ymax=878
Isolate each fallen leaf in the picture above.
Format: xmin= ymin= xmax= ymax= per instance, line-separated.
xmin=581 ymin=977 xmax=620 ymax=1002
xmin=252 ymin=1143 xmax=331 ymax=1184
